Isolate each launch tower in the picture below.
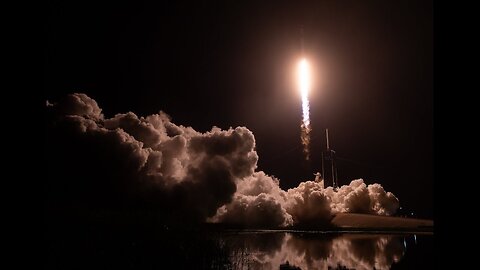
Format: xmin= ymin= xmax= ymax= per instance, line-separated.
xmin=321 ymin=129 xmax=339 ymax=189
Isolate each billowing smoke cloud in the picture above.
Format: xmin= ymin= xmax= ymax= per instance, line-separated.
xmin=45 ymin=93 xmax=399 ymax=227
xmin=46 ymin=93 xmax=258 ymax=224
xmin=212 ymin=178 xmax=399 ymax=227
xmin=211 ymin=172 xmax=293 ymax=227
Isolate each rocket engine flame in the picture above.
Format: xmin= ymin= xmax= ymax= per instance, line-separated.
xmin=298 ymin=58 xmax=311 ymax=160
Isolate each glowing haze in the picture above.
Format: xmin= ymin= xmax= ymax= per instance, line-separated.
xmin=298 ymin=58 xmax=312 ymax=160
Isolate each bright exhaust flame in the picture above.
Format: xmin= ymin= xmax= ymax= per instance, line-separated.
xmin=298 ymin=58 xmax=312 ymax=160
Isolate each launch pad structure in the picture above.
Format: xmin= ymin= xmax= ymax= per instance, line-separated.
xmin=319 ymin=129 xmax=339 ymax=189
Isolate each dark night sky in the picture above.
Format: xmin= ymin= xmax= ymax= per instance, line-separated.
xmin=44 ymin=1 xmax=433 ymax=218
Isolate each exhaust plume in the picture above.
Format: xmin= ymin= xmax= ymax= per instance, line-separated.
xmin=298 ymin=58 xmax=311 ymax=160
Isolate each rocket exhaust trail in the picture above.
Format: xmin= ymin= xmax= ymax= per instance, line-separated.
xmin=298 ymin=58 xmax=311 ymax=160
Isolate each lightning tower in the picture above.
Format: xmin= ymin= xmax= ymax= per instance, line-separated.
xmin=321 ymin=128 xmax=339 ymax=189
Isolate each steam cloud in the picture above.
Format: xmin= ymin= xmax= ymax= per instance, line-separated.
xmin=46 ymin=93 xmax=399 ymax=227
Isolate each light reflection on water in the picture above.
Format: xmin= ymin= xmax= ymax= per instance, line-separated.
xmin=215 ymin=232 xmax=418 ymax=270
xmin=46 ymin=221 xmax=433 ymax=269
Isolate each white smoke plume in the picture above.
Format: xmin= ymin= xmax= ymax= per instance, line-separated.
xmin=213 ymin=178 xmax=399 ymax=227
xmin=46 ymin=93 xmax=399 ymax=227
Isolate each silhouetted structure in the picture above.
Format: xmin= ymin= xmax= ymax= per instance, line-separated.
xmin=321 ymin=129 xmax=339 ymax=189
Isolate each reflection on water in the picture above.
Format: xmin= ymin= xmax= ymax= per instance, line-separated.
xmin=46 ymin=219 xmax=433 ymax=270
xmin=217 ymin=232 xmax=407 ymax=270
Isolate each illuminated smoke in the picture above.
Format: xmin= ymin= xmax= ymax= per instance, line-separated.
xmin=46 ymin=93 xmax=399 ymax=228
xmin=298 ymin=58 xmax=311 ymax=160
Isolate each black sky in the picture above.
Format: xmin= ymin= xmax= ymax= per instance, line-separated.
xmin=44 ymin=0 xmax=433 ymax=218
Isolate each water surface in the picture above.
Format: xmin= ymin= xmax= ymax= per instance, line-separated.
xmin=46 ymin=224 xmax=433 ymax=269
